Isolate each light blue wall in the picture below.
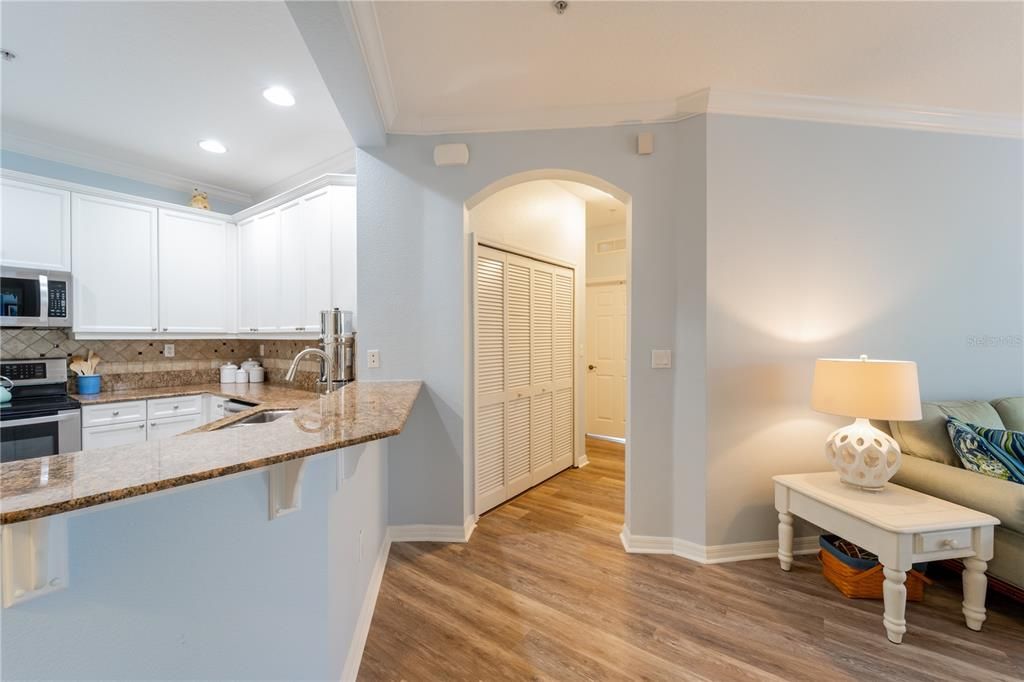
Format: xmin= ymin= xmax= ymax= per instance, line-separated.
xmin=357 ymin=123 xmax=701 ymax=537
xmin=0 ymin=149 xmax=248 ymax=214
xmin=1 ymin=442 xmax=388 ymax=680
xmin=704 ymin=115 xmax=1024 ymax=545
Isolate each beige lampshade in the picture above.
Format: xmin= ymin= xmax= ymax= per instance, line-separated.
xmin=811 ymin=357 xmax=922 ymax=421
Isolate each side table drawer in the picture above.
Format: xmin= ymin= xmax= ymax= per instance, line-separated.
xmin=915 ymin=528 xmax=972 ymax=554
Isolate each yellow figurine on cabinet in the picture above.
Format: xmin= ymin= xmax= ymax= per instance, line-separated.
xmin=190 ymin=188 xmax=210 ymax=210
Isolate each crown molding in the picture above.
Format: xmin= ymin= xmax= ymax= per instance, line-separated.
xmin=232 ymin=173 xmax=355 ymax=223
xmin=378 ymin=83 xmax=1021 ymax=139
xmin=0 ymin=168 xmax=235 ymax=220
xmin=252 ymin=147 xmax=356 ymax=203
xmin=348 ymin=0 xmax=399 ymax=130
xmin=705 ymin=89 xmax=1023 ymax=139
xmin=1 ymin=131 xmax=254 ymax=206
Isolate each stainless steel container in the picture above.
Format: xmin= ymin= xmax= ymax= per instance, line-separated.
xmin=320 ymin=308 xmax=355 ymax=387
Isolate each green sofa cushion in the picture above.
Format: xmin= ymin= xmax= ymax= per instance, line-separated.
xmin=992 ymin=397 xmax=1024 ymax=431
xmin=890 ymin=400 xmax=1005 ymax=467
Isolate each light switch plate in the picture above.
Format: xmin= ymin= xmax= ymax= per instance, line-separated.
xmin=163 ymin=344 xmax=175 ymax=358
xmin=651 ymin=349 xmax=671 ymax=369
xmin=367 ymin=349 xmax=380 ymax=369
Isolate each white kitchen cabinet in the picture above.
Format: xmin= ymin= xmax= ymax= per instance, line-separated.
xmin=328 ymin=185 xmax=357 ymax=322
xmin=238 ymin=209 xmax=281 ymax=333
xmin=72 ymin=194 xmax=159 ymax=333
xmin=147 ymin=412 xmax=204 ymax=441
xmin=205 ymin=394 xmax=227 ymax=421
xmin=158 ymin=209 xmax=235 ymax=334
xmin=278 ymin=199 xmax=306 ymax=331
xmin=82 ymin=420 xmax=148 ymax=450
xmin=0 ymin=178 xmax=72 ymax=270
xmin=237 ymin=216 xmax=259 ymax=332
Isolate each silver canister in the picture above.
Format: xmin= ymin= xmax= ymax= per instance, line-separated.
xmin=320 ymin=309 xmax=355 ymax=386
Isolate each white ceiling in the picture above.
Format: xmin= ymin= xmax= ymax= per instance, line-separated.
xmin=368 ymin=1 xmax=1023 ymax=134
xmin=1 ymin=1 xmax=353 ymax=203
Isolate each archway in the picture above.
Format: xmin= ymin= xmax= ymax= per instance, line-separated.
xmin=463 ymin=169 xmax=633 ymax=527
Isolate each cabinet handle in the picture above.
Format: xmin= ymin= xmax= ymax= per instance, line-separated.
xmin=296 ymin=326 xmax=304 ymax=331
xmin=173 ymin=405 xmax=179 ymax=410
xmin=150 ymin=422 xmax=156 ymax=427
xmin=112 ymin=410 xmax=120 ymax=416
xmin=138 ymin=424 xmax=145 ymax=429
xmin=152 ymin=327 xmax=157 ymax=332
xmin=163 ymin=327 xmax=168 ymax=332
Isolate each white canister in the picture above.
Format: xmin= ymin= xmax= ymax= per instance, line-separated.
xmin=248 ymin=366 xmax=265 ymax=383
xmin=235 ymin=368 xmax=249 ymax=384
xmin=241 ymin=358 xmax=261 ymax=371
xmin=220 ymin=362 xmax=238 ymax=383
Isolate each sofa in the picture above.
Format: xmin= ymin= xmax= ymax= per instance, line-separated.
xmin=883 ymin=397 xmax=1023 ymax=592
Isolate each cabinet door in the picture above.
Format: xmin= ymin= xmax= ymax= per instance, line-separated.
xmin=329 ymin=185 xmax=357 ymax=318
xmin=237 ymin=217 xmax=259 ymax=332
xmin=1 ymin=179 xmax=71 ymax=270
xmin=82 ymin=421 xmax=147 ymax=450
xmin=474 ymin=248 xmax=507 ymax=513
xmin=254 ymin=210 xmax=281 ymax=332
xmin=278 ymin=200 xmax=306 ymax=331
xmin=158 ymin=209 xmax=233 ymax=333
xmin=147 ymin=413 xmax=203 ymax=441
xmin=72 ymin=194 xmax=158 ymax=333
xmin=303 ymin=188 xmax=334 ymax=329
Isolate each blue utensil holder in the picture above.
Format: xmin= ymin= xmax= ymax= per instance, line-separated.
xmin=76 ymin=374 xmax=101 ymax=395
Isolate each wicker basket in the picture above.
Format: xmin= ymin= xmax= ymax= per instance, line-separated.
xmin=818 ymin=548 xmax=931 ymax=601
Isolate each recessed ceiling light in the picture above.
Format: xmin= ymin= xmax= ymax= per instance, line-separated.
xmin=198 ymin=139 xmax=227 ymax=154
xmin=263 ymin=86 xmax=295 ymax=107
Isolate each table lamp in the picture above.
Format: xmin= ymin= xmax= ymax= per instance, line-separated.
xmin=811 ymin=355 xmax=922 ymax=490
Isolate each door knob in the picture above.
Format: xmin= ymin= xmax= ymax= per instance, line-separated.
xmin=588 ymin=364 xmax=596 ymax=370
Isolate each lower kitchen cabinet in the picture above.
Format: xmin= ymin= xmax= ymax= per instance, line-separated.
xmin=81 ymin=420 xmax=148 ymax=450
xmin=147 ymin=413 xmax=204 ymax=441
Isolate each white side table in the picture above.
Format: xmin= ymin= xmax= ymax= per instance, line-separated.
xmin=773 ymin=472 xmax=1000 ymax=644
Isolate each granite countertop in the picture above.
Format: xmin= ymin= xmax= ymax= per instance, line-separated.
xmin=1 ymin=381 xmax=422 ymax=524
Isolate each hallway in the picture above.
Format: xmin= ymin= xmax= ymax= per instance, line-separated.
xmin=359 ymin=440 xmax=1024 ymax=681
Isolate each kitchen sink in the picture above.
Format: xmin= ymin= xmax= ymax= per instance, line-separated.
xmin=220 ymin=409 xmax=296 ymax=429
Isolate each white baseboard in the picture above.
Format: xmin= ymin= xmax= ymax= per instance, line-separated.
xmin=341 ymin=530 xmax=392 ymax=682
xmin=586 ymin=433 xmax=626 ymax=445
xmin=620 ymin=526 xmax=819 ymax=565
xmin=575 ymin=452 xmax=591 ymax=468
xmin=389 ymin=515 xmax=476 ymax=543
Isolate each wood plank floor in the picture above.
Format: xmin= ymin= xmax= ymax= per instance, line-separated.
xmin=360 ymin=439 xmax=1024 ymax=681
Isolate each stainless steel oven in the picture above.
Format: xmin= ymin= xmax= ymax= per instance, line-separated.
xmin=0 ymin=267 xmax=72 ymax=328
xmin=0 ymin=359 xmax=81 ymax=463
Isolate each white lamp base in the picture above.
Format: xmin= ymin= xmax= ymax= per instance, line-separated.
xmin=824 ymin=418 xmax=902 ymax=491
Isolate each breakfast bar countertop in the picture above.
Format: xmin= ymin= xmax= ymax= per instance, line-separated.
xmin=1 ymin=381 xmax=422 ymax=524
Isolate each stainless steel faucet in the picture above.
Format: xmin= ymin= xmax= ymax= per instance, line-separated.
xmin=286 ymin=347 xmax=334 ymax=393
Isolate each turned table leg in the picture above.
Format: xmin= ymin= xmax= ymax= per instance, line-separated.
xmin=962 ymin=557 xmax=989 ymax=631
xmin=777 ymin=512 xmax=794 ymax=571
xmin=882 ymin=566 xmax=908 ymax=644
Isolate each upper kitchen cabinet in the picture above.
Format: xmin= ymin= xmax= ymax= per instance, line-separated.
xmin=238 ymin=209 xmax=281 ymax=333
xmin=72 ymin=194 xmax=159 ymax=334
xmin=237 ymin=180 xmax=355 ymax=336
xmin=158 ymin=209 xmax=237 ymax=334
xmin=0 ymin=178 xmax=72 ymax=271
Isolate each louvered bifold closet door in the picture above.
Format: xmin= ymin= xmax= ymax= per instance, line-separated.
xmin=552 ymin=265 xmax=575 ymax=471
xmin=506 ymin=254 xmax=534 ymax=499
xmin=475 ymin=247 xmax=507 ymax=513
xmin=530 ymin=263 xmax=557 ymax=484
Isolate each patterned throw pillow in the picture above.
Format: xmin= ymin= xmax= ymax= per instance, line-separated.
xmin=946 ymin=418 xmax=1024 ymax=484
xmin=973 ymin=424 xmax=1024 ymax=462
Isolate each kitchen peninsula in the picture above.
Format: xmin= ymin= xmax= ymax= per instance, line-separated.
xmin=0 ymin=380 xmax=421 ymax=680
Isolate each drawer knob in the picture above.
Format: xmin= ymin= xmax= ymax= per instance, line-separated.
xmin=138 ymin=424 xmax=145 ymax=429
xmin=112 ymin=410 xmax=120 ymax=416
xmin=173 ymin=405 xmax=179 ymax=410
xmin=941 ymin=538 xmax=959 ymax=549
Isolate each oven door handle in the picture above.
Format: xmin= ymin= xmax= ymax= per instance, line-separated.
xmin=0 ymin=412 xmax=79 ymax=428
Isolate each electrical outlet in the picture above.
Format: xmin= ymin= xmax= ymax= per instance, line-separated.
xmin=651 ymin=349 xmax=672 ymax=369
xmin=163 ymin=344 xmax=175 ymax=358
xmin=259 ymin=343 xmax=265 ymax=355
xmin=367 ymin=349 xmax=380 ymax=369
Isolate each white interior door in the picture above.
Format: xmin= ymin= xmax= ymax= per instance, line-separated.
xmin=474 ymin=244 xmax=575 ymax=515
xmin=585 ymin=282 xmax=627 ymax=439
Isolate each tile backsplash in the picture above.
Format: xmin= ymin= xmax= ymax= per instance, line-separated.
xmin=0 ymin=329 xmax=321 ymax=391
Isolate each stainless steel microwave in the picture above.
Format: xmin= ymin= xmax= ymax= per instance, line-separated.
xmin=0 ymin=267 xmax=72 ymax=328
